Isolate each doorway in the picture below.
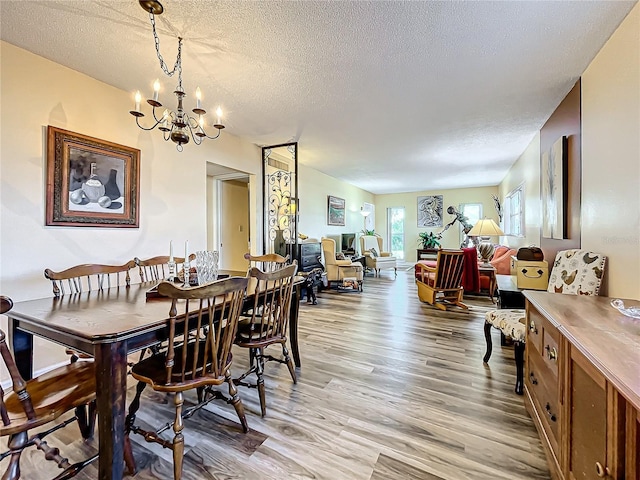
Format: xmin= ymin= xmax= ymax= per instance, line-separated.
xmin=206 ymin=163 xmax=251 ymax=272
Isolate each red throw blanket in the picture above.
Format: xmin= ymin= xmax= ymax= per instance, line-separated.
xmin=461 ymin=247 xmax=480 ymax=293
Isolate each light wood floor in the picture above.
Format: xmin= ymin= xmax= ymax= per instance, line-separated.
xmin=3 ymin=269 xmax=550 ymax=479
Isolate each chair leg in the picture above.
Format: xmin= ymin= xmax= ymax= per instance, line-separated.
xmin=75 ymin=400 xmax=97 ymax=440
xmin=4 ymin=431 xmax=28 ymax=480
xmin=172 ymin=392 xmax=185 ymax=480
xmin=514 ymin=342 xmax=525 ymax=395
xmin=483 ymin=322 xmax=493 ymax=363
xmin=123 ymin=381 xmax=147 ymax=476
xmin=255 ymin=348 xmax=267 ymax=417
xmin=225 ymin=370 xmax=249 ymax=433
xmin=282 ymin=343 xmax=297 ymax=384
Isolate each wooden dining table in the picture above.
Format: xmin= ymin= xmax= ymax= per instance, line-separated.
xmin=5 ymin=278 xmax=303 ymax=480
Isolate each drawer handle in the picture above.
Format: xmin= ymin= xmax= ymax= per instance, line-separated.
xmin=521 ymin=268 xmax=544 ymax=278
xmin=529 ymin=372 xmax=538 ymax=385
xmin=545 ymin=345 xmax=557 ymax=361
xmin=595 ymin=461 xmax=610 ymax=477
xmin=528 ymin=321 xmax=538 ymax=334
xmin=545 ymin=402 xmax=557 ymax=422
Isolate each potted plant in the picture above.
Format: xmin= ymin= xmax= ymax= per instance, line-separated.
xmin=361 ymin=229 xmax=379 ymax=236
xmin=418 ymin=232 xmax=441 ymax=249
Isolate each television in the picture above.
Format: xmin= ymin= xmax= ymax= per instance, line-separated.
xmin=341 ymin=233 xmax=356 ymax=255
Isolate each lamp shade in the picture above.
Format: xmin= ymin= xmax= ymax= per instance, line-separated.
xmin=468 ymin=218 xmax=504 ymax=237
xmin=360 ymin=207 xmax=371 ymax=217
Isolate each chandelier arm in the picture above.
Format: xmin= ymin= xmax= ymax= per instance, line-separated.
xmin=151 ymin=106 xmax=166 ymax=123
xmin=185 ymin=124 xmax=202 ymax=145
xmin=198 ymin=128 xmax=222 ymax=140
xmin=186 ymin=115 xmax=199 ymax=129
xmin=135 ymin=116 xmax=163 ymax=131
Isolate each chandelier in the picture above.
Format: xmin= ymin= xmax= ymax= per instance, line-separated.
xmin=130 ymin=0 xmax=224 ymax=151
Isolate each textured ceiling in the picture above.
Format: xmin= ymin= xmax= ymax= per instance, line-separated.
xmin=1 ymin=1 xmax=635 ymax=194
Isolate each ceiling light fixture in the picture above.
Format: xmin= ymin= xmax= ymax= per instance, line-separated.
xmin=130 ymin=0 xmax=224 ymax=151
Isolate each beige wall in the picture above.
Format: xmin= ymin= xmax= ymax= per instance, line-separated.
xmin=497 ymin=4 xmax=640 ymax=298
xmin=582 ymin=3 xmax=640 ymax=298
xmin=296 ymin=163 xmax=374 ymax=244
xmin=498 ymin=133 xmax=542 ymax=250
xmin=376 ymin=186 xmax=499 ymax=262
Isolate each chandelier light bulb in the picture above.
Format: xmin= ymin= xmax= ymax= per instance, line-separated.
xmin=216 ymin=107 xmax=223 ymax=125
xmin=152 ymin=79 xmax=160 ymax=102
xmin=134 ymin=91 xmax=141 ymax=112
xmin=195 ymin=87 xmax=202 ymax=109
xmin=159 ymin=109 xmax=170 ymax=131
xmin=199 ymin=115 xmax=205 ymax=128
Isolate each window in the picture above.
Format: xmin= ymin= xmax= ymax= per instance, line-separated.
xmin=387 ymin=207 xmax=405 ymax=260
xmin=504 ymin=184 xmax=524 ymax=236
xmin=459 ymin=203 xmax=483 ymax=246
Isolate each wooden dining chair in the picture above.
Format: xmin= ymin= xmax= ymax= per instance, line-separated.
xmin=0 ymin=296 xmax=98 ymax=480
xmin=243 ymin=252 xmax=290 ymax=272
xmin=44 ymin=261 xmax=137 ymax=364
xmin=123 ymin=276 xmax=249 ymax=480
xmin=135 ymin=254 xmax=195 ymax=282
xmin=234 ymin=263 xmax=298 ymax=417
xmin=44 ymin=261 xmax=137 ymax=297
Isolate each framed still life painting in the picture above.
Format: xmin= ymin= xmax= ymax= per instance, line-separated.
xmin=46 ymin=126 xmax=140 ymax=227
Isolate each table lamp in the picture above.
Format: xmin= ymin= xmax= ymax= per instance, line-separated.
xmin=468 ymin=218 xmax=504 ymax=266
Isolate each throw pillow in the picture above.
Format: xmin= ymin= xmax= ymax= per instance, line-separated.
xmin=336 ymin=252 xmax=345 ymax=260
xmin=369 ymin=247 xmax=378 ymax=257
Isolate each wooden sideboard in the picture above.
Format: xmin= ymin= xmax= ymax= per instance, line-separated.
xmin=523 ymin=291 xmax=640 ymax=480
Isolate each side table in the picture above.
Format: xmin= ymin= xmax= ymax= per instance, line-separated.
xmin=478 ymin=265 xmax=497 ymax=302
xmin=349 ymin=255 xmax=366 ymax=269
xmin=496 ymin=274 xmax=525 ymax=309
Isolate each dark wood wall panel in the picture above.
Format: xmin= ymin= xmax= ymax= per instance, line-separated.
xmin=540 ymin=80 xmax=581 ymax=263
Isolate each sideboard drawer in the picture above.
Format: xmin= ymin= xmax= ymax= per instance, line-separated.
xmin=527 ymin=307 xmax=544 ymax=354
xmin=541 ymin=324 xmax=560 ymax=378
xmin=527 ymin=348 xmax=561 ymax=457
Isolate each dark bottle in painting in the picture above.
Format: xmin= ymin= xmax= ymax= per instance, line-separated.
xmin=104 ymin=169 xmax=121 ymax=200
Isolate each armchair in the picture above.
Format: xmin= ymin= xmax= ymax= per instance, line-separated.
xmin=321 ymin=238 xmax=363 ymax=290
xmin=415 ymin=249 xmax=468 ymax=311
xmin=359 ymin=235 xmax=397 ymax=277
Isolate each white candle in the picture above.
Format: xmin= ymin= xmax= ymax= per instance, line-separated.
xmin=134 ymin=91 xmax=141 ymax=112
xmin=184 ymin=240 xmax=189 ymax=263
xmin=169 ymin=240 xmax=173 ymax=260
xmin=153 ymin=79 xmax=160 ymax=102
xmin=196 ymin=87 xmax=202 ymax=109
xmin=215 ymin=106 xmax=222 ymax=125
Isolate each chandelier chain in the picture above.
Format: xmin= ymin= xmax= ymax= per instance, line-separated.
xmin=149 ymin=12 xmax=182 ymax=86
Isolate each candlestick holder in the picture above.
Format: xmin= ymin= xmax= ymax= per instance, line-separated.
xmin=167 ymin=259 xmax=176 ymax=281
